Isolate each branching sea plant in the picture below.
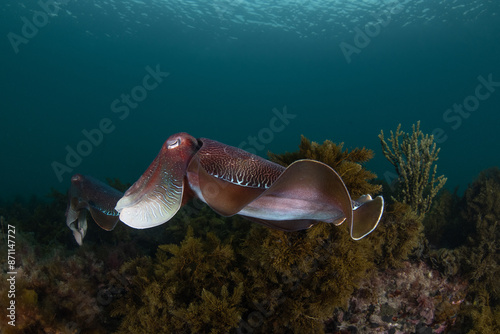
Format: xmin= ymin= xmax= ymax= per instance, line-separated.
xmin=379 ymin=121 xmax=447 ymax=215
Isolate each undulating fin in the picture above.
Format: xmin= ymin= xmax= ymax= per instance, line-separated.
xmin=352 ymin=194 xmax=373 ymax=208
xmin=351 ymin=195 xmax=384 ymax=240
xmin=66 ymin=174 xmax=123 ymax=245
xmin=242 ymin=159 xmax=353 ymax=232
xmin=88 ymin=206 xmax=120 ymax=231
xmin=331 ymin=216 xmax=347 ymax=226
xmin=115 ymin=133 xmax=199 ymax=229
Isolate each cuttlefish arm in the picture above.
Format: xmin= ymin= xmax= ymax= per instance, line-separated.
xmin=115 ymin=133 xmax=199 ymax=228
xmin=66 ymin=174 xmax=123 ymax=245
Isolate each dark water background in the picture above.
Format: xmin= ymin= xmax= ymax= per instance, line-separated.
xmin=1 ymin=0 xmax=499 ymax=201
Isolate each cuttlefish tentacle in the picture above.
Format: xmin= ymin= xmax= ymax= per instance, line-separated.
xmin=66 ymin=132 xmax=385 ymax=244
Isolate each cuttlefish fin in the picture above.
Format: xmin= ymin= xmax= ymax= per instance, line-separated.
xmin=351 ymin=195 xmax=384 ymax=240
xmin=88 ymin=205 xmax=120 ymax=231
xmin=239 ymin=160 xmax=383 ymax=239
xmin=188 ymin=156 xmax=265 ymax=216
xmin=245 ymin=159 xmax=354 ymax=232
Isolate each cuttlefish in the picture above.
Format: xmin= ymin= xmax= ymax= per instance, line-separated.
xmin=66 ymin=132 xmax=384 ymax=245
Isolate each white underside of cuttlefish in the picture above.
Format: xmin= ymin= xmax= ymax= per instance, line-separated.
xmin=66 ymin=132 xmax=384 ymax=245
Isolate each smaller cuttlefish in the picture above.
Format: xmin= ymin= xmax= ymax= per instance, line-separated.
xmin=66 ymin=132 xmax=384 ymax=245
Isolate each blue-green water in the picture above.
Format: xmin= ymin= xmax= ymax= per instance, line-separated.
xmin=1 ymin=0 xmax=499 ymax=201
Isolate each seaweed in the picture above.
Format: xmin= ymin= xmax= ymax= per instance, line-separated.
xmin=457 ymin=168 xmax=500 ymax=305
xmin=423 ymin=168 xmax=500 ymax=333
xmin=112 ymin=227 xmax=245 ymax=334
xmin=423 ymin=188 xmax=467 ymax=248
xmin=239 ymin=222 xmax=375 ymax=333
xmin=369 ymin=201 xmax=424 ymax=269
xmin=111 ymin=218 xmax=376 ymax=333
xmin=268 ymin=135 xmax=381 ymax=198
xmin=379 ymin=121 xmax=447 ymax=215
xmin=0 ymin=231 xmax=110 ymax=333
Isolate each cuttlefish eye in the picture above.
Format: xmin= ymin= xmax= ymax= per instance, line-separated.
xmin=167 ymin=138 xmax=181 ymax=149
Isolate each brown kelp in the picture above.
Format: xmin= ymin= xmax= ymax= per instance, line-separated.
xmin=112 ymin=227 xmax=245 ymax=333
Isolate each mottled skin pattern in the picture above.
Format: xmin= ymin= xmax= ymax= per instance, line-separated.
xmin=197 ymin=138 xmax=284 ymax=189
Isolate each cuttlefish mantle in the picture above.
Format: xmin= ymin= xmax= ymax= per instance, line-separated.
xmin=66 ymin=133 xmax=384 ymax=245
